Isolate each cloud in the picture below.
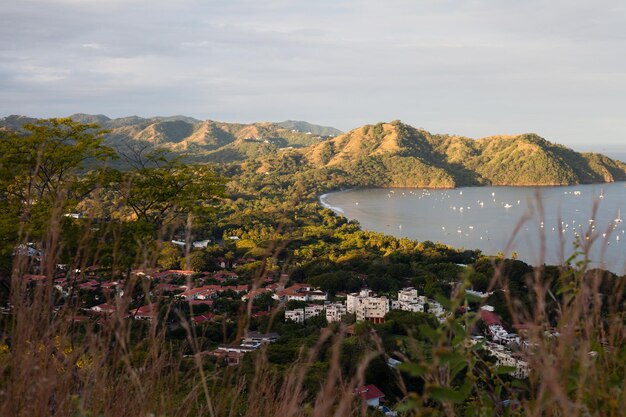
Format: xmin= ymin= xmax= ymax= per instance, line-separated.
xmin=0 ymin=0 xmax=625 ymax=146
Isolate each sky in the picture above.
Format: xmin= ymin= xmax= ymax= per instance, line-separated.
xmin=1 ymin=0 xmax=625 ymax=150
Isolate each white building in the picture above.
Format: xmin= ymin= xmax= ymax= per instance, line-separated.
xmin=488 ymin=324 xmax=521 ymax=345
xmin=398 ymin=287 xmax=418 ymax=304
xmin=325 ymin=303 xmax=347 ymax=323
xmin=485 ymin=342 xmax=529 ymax=379
xmin=392 ymin=288 xmax=422 ymax=312
xmin=285 ymin=304 xmax=325 ymax=323
xmin=347 ymin=289 xmax=389 ymax=324
xmin=305 ymin=304 xmax=324 ymax=318
xmin=285 ymin=309 xmax=305 ymax=323
xmin=393 ymin=288 xmax=425 ymax=313
xmin=425 ymin=299 xmax=446 ymax=319
xmin=391 ymin=288 xmax=448 ymax=321
xmin=273 ymin=283 xmax=328 ymax=303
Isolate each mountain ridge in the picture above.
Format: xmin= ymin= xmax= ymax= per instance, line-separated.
xmin=2 ymin=115 xmax=625 ymax=188
xmin=294 ymin=120 xmax=626 ymax=188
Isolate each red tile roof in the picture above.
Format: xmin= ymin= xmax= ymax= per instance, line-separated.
xmin=479 ymin=309 xmax=502 ymax=326
xmin=242 ymin=287 xmax=270 ymax=300
xmin=192 ymin=314 xmax=214 ymax=324
xmin=24 ymin=274 xmax=47 ymax=282
xmin=132 ymin=303 xmax=158 ymax=318
xmin=90 ymin=303 xmax=117 ymax=314
xmin=274 ymin=283 xmax=311 ymax=298
xmin=188 ymin=299 xmax=214 ymax=307
xmin=353 ymin=385 xmax=385 ymax=401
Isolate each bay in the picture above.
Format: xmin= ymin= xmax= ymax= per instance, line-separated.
xmin=321 ymin=182 xmax=626 ymax=274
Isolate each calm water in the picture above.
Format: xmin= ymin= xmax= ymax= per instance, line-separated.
xmin=321 ymin=182 xmax=626 ymax=274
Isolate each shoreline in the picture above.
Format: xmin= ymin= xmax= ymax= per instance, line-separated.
xmin=318 ymin=183 xmax=626 ymax=274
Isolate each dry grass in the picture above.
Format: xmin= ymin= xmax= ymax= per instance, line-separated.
xmin=0 ymin=192 xmax=625 ymax=417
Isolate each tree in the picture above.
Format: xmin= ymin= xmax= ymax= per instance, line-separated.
xmin=158 ymin=243 xmax=182 ymax=270
xmin=0 ymin=118 xmax=115 ymax=251
xmin=184 ymin=250 xmax=211 ymax=272
xmin=117 ymin=162 xmax=225 ymax=227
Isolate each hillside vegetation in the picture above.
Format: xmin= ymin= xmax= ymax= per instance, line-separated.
xmin=1 ymin=118 xmax=625 ymax=417
xmin=0 ymin=114 xmax=338 ymax=164
xmin=300 ymin=121 xmax=626 ymax=188
xmin=2 ymin=115 xmax=625 ymax=188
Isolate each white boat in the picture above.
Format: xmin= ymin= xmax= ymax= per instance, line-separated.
xmin=616 ymin=209 xmax=623 ymax=224
xmin=504 ymin=203 xmax=512 ymax=209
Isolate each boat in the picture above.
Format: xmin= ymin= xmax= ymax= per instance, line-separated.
xmin=504 ymin=203 xmax=512 ymax=209
xmin=616 ymin=209 xmax=623 ymax=224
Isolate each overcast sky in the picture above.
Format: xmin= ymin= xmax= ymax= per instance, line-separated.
xmin=1 ymin=0 xmax=625 ymax=149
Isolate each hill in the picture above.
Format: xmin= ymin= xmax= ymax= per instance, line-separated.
xmin=296 ymin=120 xmax=626 ymax=188
xmin=2 ymin=116 xmax=625 ymax=188
xmin=0 ymin=114 xmax=339 ymax=163
xmin=92 ymin=116 xmax=333 ymax=159
xmin=276 ymin=120 xmax=343 ymax=137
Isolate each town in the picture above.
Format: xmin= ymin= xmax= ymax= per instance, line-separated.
xmin=13 ymin=246 xmax=534 ymax=412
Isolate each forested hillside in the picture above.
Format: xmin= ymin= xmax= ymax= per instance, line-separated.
xmin=3 ymin=115 xmax=625 ymax=188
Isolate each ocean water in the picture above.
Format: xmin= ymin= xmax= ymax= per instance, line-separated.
xmin=321 ymin=182 xmax=626 ymax=274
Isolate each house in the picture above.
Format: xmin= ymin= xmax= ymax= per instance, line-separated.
xmin=273 ymin=283 xmax=328 ymax=302
xmin=393 ymin=288 xmax=429 ymax=313
xmin=23 ymin=274 xmax=47 ymax=283
xmin=479 ymin=308 xmax=502 ymax=327
xmin=305 ymin=304 xmax=324 ymax=318
xmin=90 ymin=303 xmax=117 ymax=314
xmin=485 ymin=342 xmax=529 ymax=379
xmin=242 ymin=331 xmax=279 ymax=344
xmin=177 ymin=286 xmax=218 ymax=301
xmin=213 ymin=271 xmax=238 ymax=281
xmin=426 ymin=299 xmax=446 ymax=319
xmin=398 ymin=287 xmax=418 ymax=304
xmin=353 ymin=384 xmax=385 ymax=407
xmin=466 ymin=289 xmax=490 ymax=299
xmin=285 ymin=304 xmax=325 ymax=323
xmin=78 ymin=280 xmax=100 ymax=291
xmin=241 ymin=287 xmax=270 ymax=301
xmin=131 ymin=303 xmax=159 ymax=321
xmin=208 ymin=349 xmax=246 ymax=366
xmin=347 ymin=290 xmax=389 ymax=324
xmin=216 ymin=344 xmax=259 ymax=354
xmin=285 ymin=309 xmax=305 ymax=323
xmin=192 ymin=239 xmax=211 ymax=248
xmin=325 ymin=303 xmax=347 ymax=323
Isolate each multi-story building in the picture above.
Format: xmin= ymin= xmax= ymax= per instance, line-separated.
xmin=285 ymin=304 xmax=325 ymax=323
xmin=485 ymin=342 xmax=529 ymax=379
xmin=325 ymin=303 xmax=347 ymax=323
xmin=305 ymin=304 xmax=324 ymax=318
xmin=347 ymin=289 xmax=389 ymax=324
xmin=398 ymin=287 xmax=418 ymax=304
xmin=393 ymin=287 xmax=425 ymax=312
xmin=285 ymin=309 xmax=305 ymax=323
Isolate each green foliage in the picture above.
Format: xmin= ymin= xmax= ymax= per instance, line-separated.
xmin=0 ymin=118 xmax=115 ymax=241
xmin=117 ymin=162 xmax=225 ymax=225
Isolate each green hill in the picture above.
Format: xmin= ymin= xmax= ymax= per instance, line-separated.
xmin=299 ymin=121 xmax=626 ymax=187
xmin=276 ymin=120 xmax=343 ymax=137
xmin=3 ymin=116 xmax=625 ymax=188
